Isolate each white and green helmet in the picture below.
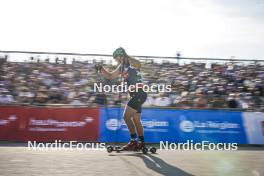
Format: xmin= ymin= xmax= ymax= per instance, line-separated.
xmin=113 ymin=47 xmax=127 ymax=58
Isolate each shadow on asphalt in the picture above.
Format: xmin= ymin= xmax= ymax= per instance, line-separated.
xmin=109 ymin=153 xmax=194 ymax=176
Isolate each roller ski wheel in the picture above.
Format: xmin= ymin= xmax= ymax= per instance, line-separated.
xmin=115 ymin=146 xmax=121 ymax=153
xmin=142 ymin=147 xmax=148 ymax=154
xmin=150 ymin=147 xmax=157 ymax=154
xmin=107 ymin=145 xmax=114 ymax=153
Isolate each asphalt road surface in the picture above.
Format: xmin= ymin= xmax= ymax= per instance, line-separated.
xmin=0 ymin=144 xmax=264 ymax=176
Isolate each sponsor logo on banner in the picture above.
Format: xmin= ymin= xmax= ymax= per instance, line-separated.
xmin=105 ymin=118 xmax=169 ymax=131
xmin=180 ymin=120 xmax=195 ymax=132
xmin=179 ymin=120 xmax=240 ymax=134
xmin=0 ymin=115 xmax=17 ymax=126
xmin=106 ymin=119 xmax=121 ymax=131
xmin=29 ymin=117 xmax=94 ymax=132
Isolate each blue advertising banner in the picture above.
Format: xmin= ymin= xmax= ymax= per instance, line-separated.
xmin=99 ymin=108 xmax=248 ymax=144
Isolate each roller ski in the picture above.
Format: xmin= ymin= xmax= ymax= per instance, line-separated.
xmin=107 ymin=140 xmax=157 ymax=154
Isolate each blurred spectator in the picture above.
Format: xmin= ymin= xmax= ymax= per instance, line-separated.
xmin=193 ymin=92 xmax=208 ymax=109
xmin=33 ymin=87 xmax=49 ymax=104
xmin=226 ymin=94 xmax=239 ymax=108
xmin=143 ymin=94 xmax=156 ymax=107
xmin=154 ymin=93 xmax=171 ymax=107
xmin=17 ymin=87 xmax=35 ymax=104
xmin=69 ymin=95 xmax=88 ymax=105
xmin=94 ymin=93 xmax=107 ymax=105
xmin=47 ymin=87 xmax=64 ymax=104
xmin=0 ymin=90 xmax=15 ymax=104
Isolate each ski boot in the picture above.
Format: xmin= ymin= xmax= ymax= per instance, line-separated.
xmin=122 ymin=139 xmax=138 ymax=151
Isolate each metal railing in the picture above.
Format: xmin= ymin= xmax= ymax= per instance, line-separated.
xmin=1 ymin=50 xmax=264 ymax=64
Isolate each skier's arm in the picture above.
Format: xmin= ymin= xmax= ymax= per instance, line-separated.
xmin=96 ymin=64 xmax=122 ymax=80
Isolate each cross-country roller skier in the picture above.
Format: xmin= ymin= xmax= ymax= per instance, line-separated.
xmin=95 ymin=47 xmax=147 ymax=151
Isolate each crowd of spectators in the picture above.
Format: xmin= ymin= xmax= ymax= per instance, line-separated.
xmin=142 ymin=61 xmax=264 ymax=110
xmin=0 ymin=58 xmax=263 ymax=111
